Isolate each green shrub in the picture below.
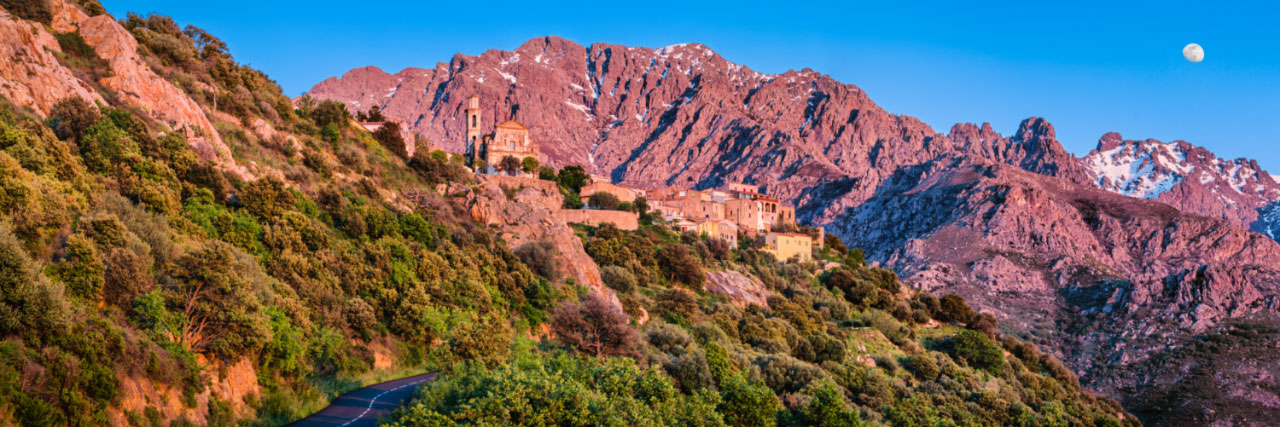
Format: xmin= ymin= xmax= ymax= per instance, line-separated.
xmin=718 ymin=374 xmax=780 ymax=427
xmin=238 ymin=177 xmax=294 ymax=219
xmin=937 ymin=294 xmax=975 ymax=323
xmin=310 ymin=100 xmax=350 ymax=128
xmin=0 ymin=222 xmax=71 ymax=339
xmin=794 ymin=380 xmax=862 ymax=427
xmin=48 ymin=97 xmax=101 ymax=141
xmin=665 ymin=349 xmax=714 ymax=393
xmin=953 ymin=330 xmax=1004 ymax=375
xmin=906 ymin=353 xmax=941 ymax=381
xmin=588 ymin=192 xmax=621 ymax=210
xmin=600 ymin=265 xmax=637 ymax=293
xmin=514 ymin=240 xmax=561 ymax=282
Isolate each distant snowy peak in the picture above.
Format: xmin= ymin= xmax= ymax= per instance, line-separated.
xmin=1083 ymin=133 xmax=1196 ymax=199
xmin=1081 ymin=132 xmax=1280 ymax=227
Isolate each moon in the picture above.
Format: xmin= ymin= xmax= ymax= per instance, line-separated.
xmin=1183 ymin=43 xmax=1204 ymax=62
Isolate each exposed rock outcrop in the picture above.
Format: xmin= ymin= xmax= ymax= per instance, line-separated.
xmin=0 ymin=7 xmax=105 ymax=116
xmin=704 ymin=270 xmax=773 ymax=308
xmin=464 ymin=175 xmax=620 ymax=310
xmin=107 ymin=358 xmax=260 ymax=426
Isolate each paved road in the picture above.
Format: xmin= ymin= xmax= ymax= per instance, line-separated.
xmin=288 ymin=372 xmax=437 ymax=427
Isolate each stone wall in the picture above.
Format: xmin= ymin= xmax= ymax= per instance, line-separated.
xmin=556 ymin=209 xmax=639 ymax=230
xmin=479 ymin=174 xmax=559 ymax=194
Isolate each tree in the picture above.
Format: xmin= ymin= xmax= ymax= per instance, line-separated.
xmin=550 ymin=293 xmax=637 ymax=358
xmin=659 ymin=244 xmax=704 ymax=287
xmin=719 ymin=375 xmax=780 ymax=427
xmin=515 ymin=241 xmax=561 ymax=282
xmin=795 ymin=380 xmax=862 ymax=427
xmin=600 ymin=265 xmax=636 ymax=293
xmin=538 ymin=166 xmax=557 ymax=181
xmin=521 ymin=156 xmax=539 ymax=175
xmin=498 ymin=155 xmax=522 ymax=176
xmin=588 ymin=192 xmax=621 ymax=210
xmin=953 ymin=330 xmax=1004 ymax=375
xmin=0 ymin=222 xmax=70 ymax=339
xmin=103 ymin=247 xmax=154 ymax=306
xmin=358 ymin=105 xmax=386 ymax=122
xmin=238 ymin=177 xmax=294 ymax=219
xmin=373 ymin=121 xmax=406 ymax=157
xmin=165 ymin=241 xmax=270 ymax=357
xmin=310 ymin=100 xmax=350 ymax=128
xmin=633 ymin=196 xmax=649 ymax=215
xmin=824 ymin=234 xmax=849 ymax=255
xmin=937 ymin=294 xmax=975 ymax=323
xmin=48 ymin=97 xmax=101 ymax=141
xmin=557 ymin=165 xmax=591 ymax=193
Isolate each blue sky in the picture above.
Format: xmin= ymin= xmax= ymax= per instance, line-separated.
xmin=105 ymin=1 xmax=1280 ymax=169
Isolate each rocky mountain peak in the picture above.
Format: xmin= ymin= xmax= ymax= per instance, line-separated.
xmin=1082 ymin=133 xmax=1280 ymax=228
xmin=948 ymin=116 xmax=1091 ymax=185
xmin=1012 ymin=116 xmax=1056 ymax=143
xmin=1096 ymin=131 xmax=1125 ymax=152
xmin=948 ymin=122 xmax=1000 ymax=145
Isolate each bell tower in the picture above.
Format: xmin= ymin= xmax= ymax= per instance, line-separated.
xmin=464 ymin=95 xmax=482 ymax=165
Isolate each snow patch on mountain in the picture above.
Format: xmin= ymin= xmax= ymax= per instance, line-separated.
xmin=1084 ymin=140 xmax=1190 ymax=199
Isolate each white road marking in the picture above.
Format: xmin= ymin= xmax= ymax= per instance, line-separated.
xmin=337 ymin=377 xmax=430 ymax=427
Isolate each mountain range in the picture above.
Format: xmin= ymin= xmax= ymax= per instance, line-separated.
xmin=307 ymin=36 xmax=1280 ymax=424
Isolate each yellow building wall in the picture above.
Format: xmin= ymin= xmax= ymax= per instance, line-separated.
xmin=764 ymin=233 xmax=812 ymax=262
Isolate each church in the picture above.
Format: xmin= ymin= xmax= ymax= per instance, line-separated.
xmin=463 ymin=95 xmax=540 ymax=174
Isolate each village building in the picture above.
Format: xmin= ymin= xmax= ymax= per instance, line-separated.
xmin=763 ymin=232 xmax=812 ymax=262
xmin=464 ymin=95 xmax=540 ymax=174
xmin=695 ymin=219 xmax=739 ymax=249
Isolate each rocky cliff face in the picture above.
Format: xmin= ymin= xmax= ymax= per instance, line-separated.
xmin=950 ymin=118 xmax=1093 ymax=186
xmin=0 ymin=6 xmax=105 ymax=116
xmin=462 ymin=176 xmax=621 ymax=309
xmin=0 ymin=0 xmax=248 ymax=178
xmin=1081 ymin=133 xmax=1280 ymax=229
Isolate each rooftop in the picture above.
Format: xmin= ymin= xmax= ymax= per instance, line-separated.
xmin=496 ymin=120 xmax=528 ymax=130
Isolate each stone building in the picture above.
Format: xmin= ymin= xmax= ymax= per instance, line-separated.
xmin=464 ymin=95 xmax=540 ymax=174
xmin=763 ymin=232 xmax=812 ymax=262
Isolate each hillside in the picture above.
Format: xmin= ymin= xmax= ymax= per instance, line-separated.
xmin=308 ymin=35 xmax=1280 ymax=423
xmin=0 ymin=1 xmax=1138 ymax=426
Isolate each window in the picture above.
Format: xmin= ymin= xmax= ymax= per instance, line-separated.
xmin=471 ymin=115 xmax=476 ymax=127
